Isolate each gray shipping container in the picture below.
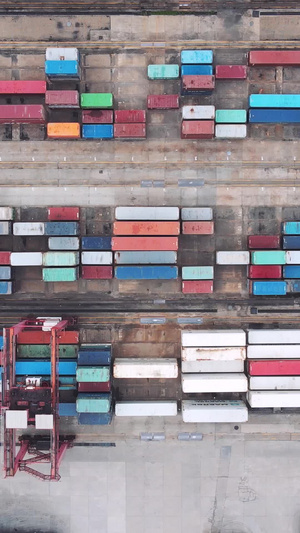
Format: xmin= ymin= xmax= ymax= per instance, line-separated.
xmin=114 ymin=251 xmax=177 ymax=264
xmin=48 ymin=237 xmax=80 ymax=250
xmin=0 ymin=266 xmax=11 ymax=279
xmin=0 ymin=222 xmax=11 ymax=235
xmin=181 ymin=208 xmax=213 ymax=221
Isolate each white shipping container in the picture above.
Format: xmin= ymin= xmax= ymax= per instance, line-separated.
xmin=0 ymin=222 xmax=11 ymax=235
xmin=0 ymin=207 xmax=13 ymax=220
xmin=247 ymin=344 xmax=300 ymax=359
xmin=247 ymin=390 xmax=300 ymax=408
xmin=6 ymin=410 xmax=28 ymax=429
xmin=46 ymin=47 xmax=79 ymax=61
xmin=182 ymin=400 xmax=248 ymax=423
xmin=182 ymin=373 xmax=248 ymax=393
xmin=182 ymin=360 xmax=244 ymax=373
xmin=181 ymin=329 xmax=246 ymax=347
xmin=35 ymin=414 xmax=54 ymax=429
xmin=11 ymin=252 xmax=43 ymax=266
xmin=215 ymin=124 xmax=247 ymax=139
xmin=115 ymin=206 xmax=179 ymax=221
xmin=113 ymin=358 xmax=178 ymax=379
xmin=249 ymin=376 xmax=300 ymax=390
xmin=216 ymin=251 xmax=249 ymax=265
xmin=13 ymin=222 xmax=44 ymax=236
xmin=285 ymin=251 xmax=300 ymax=264
xmin=181 ymin=208 xmax=213 ymax=221
xmin=115 ymin=401 xmax=178 ymax=417
xmin=182 ymin=105 xmax=215 ymax=120
xmin=182 ymin=346 xmax=246 ymax=361
xmin=81 ymin=251 xmax=112 ymax=265
xmin=248 ymin=329 xmax=300 ymax=345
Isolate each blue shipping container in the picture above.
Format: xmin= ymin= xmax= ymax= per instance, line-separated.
xmin=283 ymin=265 xmax=300 ymax=278
xmin=0 ymin=336 xmax=3 ymax=349
xmin=44 ymin=222 xmax=79 ymax=236
xmin=287 ymin=280 xmax=300 ymax=293
xmin=249 ymin=109 xmax=300 ymax=123
xmin=59 ymin=403 xmax=77 ymax=416
xmin=283 ymin=222 xmax=300 ymax=235
xmin=283 ymin=236 xmax=300 ymax=249
xmin=115 ymin=266 xmax=178 ymax=280
xmin=0 ymin=267 xmax=11 ymax=280
xmin=45 ymin=60 xmax=80 ymax=77
xmin=82 ymin=124 xmax=114 ymax=139
xmin=78 ymin=350 xmax=111 ymax=366
xmin=78 ymin=411 xmax=112 ymax=425
xmin=181 ymin=50 xmax=213 ymax=64
xmin=0 ymin=282 xmax=12 ymax=294
xmin=249 ymin=94 xmax=300 ymax=108
xmin=15 ymin=360 xmax=77 ymax=376
xmin=81 ymin=236 xmax=112 ymax=250
xmin=181 ymin=65 xmax=213 ymax=76
xmin=252 ymin=281 xmax=287 ymax=296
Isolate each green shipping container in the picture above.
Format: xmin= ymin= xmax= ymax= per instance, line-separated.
xmin=76 ymin=366 xmax=110 ymax=383
xmin=43 ymin=267 xmax=79 ymax=282
xmin=43 ymin=252 xmax=79 ymax=267
xmin=182 ymin=266 xmax=214 ymax=280
xmin=148 ymin=64 xmax=179 ymax=80
xmin=252 ymin=251 xmax=286 ymax=265
xmin=17 ymin=344 xmax=78 ymax=358
xmin=76 ymin=393 xmax=112 ymax=413
xmin=215 ymin=109 xmax=247 ymax=124
xmin=81 ymin=93 xmax=113 ymax=108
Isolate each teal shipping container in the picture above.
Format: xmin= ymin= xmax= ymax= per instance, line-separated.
xmin=249 ymin=94 xmax=300 ymax=108
xmin=17 ymin=344 xmax=78 ymax=358
xmin=215 ymin=110 xmax=247 ymax=124
xmin=43 ymin=267 xmax=79 ymax=282
xmin=252 ymin=251 xmax=286 ymax=265
xmin=283 ymin=222 xmax=300 ymax=235
xmin=148 ymin=64 xmax=179 ymax=79
xmin=181 ymin=50 xmax=213 ymax=64
xmin=76 ymin=366 xmax=110 ymax=383
xmin=43 ymin=251 xmax=79 ymax=267
xmin=76 ymin=393 xmax=112 ymax=413
xmin=182 ymin=266 xmax=214 ymax=280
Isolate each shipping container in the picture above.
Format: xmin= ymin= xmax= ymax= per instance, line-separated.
xmin=284 ymin=265 xmax=300 ymax=278
xmin=182 ymin=221 xmax=214 ymax=234
xmin=81 ymin=266 xmax=113 ymax=279
xmin=0 ymin=267 xmax=11 ymax=280
xmin=0 ymin=105 xmax=46 ymax=124
xmin=182 ymin=105 xmax=215 ymax=120
xmin=182 ymin=266 xmax=214 ymax=280
xmin=45 ymin=60 xmax=80 ymax=78
xmin=11 ymin=252 xmax=42 ymax=266
xmin=114 ymin=123 xmax=146 ymax=139
xmin=17 ymin=344 xmax=77 ymax=358
xmin=114 ymin=251 xmax=177 ymax=264
xmin=81 ymin=251 xmax=112 ymax=265
xmin=147 ymin=94 xmax=179 ymax=109
xmin=114 ymin=110 xmax=146 ymax=123
xmin=215 ymin=109 xmax=247 ymax=123
xmin=251 ymin=250 xmax=286 ymax=265
xmin=181 ymin=120 xmax=214 ymax=139
xmin=76 ymin=393 xmax=112 ymax=413
xmin=181 ymin=75 xmax=215 ymax=92
xmin=182 ymin=400 xmax=248 ymax=423
xmin=249 ymin=94 xmax=300 ymax=108
xmin=216 ymin=251 xmax=249 ymax=265
xmin=283 ymin=236 xmax=300 ymax=250
xmin=78 ymin=411 xmax=112 ymax=425
xmin=43 ymin=251 xmax=79 ymax=267
xmin=82 ymin=109 xmax=114 ymax=124
xmin=113 ymin=221 xmax=180 ymax=236
xmin=45 ymin=90 xmax=79 ymax=108
xmin=248 ymin=235 xmax=280 ymax=249
xmin=283 ymin=221 xmax=300 ymax=234
xmin=182 ymin=329 xmax=246 ymax=347
xmin=59 ymin=403 xmax=77 ymax=416
xmin=47 ymin=123 xmax=80 ymax=139
xmin=247 ymin=345 xmax=300 ymax=359
xmin=46 ymin=48 xmax=79 ymax=61
xmin=181 ymin=65 xmax=213 ymax=75
xmin=0 ymin=281 xmax=12 ymax=294
xmin=82 ymin=124 xmax=114 ymax=139
xmin=248 ymin=329 xmax=300 ymax=345
xmin=13 ymin=222 xmax=44 ymax=236
xmin=44 ymin=222 xmax=79 ymax=236
xmin=43 ymin=267 xmax=79 ymax=282
xmin=0 ymin=222 xmax=11 ymax=235
xmin=248 ymin=360 xmax=300 ymax=376
xmin=248 ymin=265 xmax=282 ymax=279
xmin=113 ymin=358 xmax=178 ymax=379
xmin=0 ymin=207 xmax=14 ymax=220
xmin=0 ymin=252 xmax=11 ymax=265
xmin=182 ymin=280 xmax=213 ymax=294
xmin=78 ymin=349 xmax=111 ymax=366
xmin=182 ymin=373 xmax=248 ymax=393
xmin=286 ymin=280 xmax=300 ymax=293
xmin=48 ymin=207 xmax=79 ymax=221
xmin=112 ymin=236 xmax=178 ymax=251
xmin=147 ymin=64 xmax=179 ymax=79
xmin=249 ymin=376 xmax=300 ymax=390
xmin=115 ymin=401 xmax=177 ymax=417
xmin=182 ymin=346 xmax=246 ymax=361
xmin=17 ymin=329 xmax=79 ymax=344
xmin=286 ymin=251 xmax=300 ymax=264
xmin=15 ymin=360 xmax=77 ymax=376
xmin=181 ymin=359 xmax=244 ymax=373
xmin=247 ymin=390 xmax=300 ymax=408
xmin=115 ymin=206 xmax=179 ymax=221
xmin=251 ymin=281 xmax=287 ymax=296
xmin=78 ymin=382 xmax=111 ymax=393
xmin=249 ymin=109 xmax=300 ymax=123
xmin=181 ymin=50 xmax=213 ymax=64
xmin=115 ymin=266 xmax=178 ymax=280
xmin=215 ymin=65 xmax=247 ymax=79
xmin=80 ymin=93 xmax=113 ymax=108
xmin=215 ymin=124 xmax=247 ymax=139
xmin=0 ymin=81 xmax=46 ymax=94
xmin=76 ymin=367 xmax=110 ymax=382
xmin=249 ymin=50 xmax=300 ymax=66
xmin=181 ymin=207 xmax=213 ymax=221
xmin=48 ymin=237 xmax=79 ymax=250
xmin=81 ymin=236 xmax=111 ymax=250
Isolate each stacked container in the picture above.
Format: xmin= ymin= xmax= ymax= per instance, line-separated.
xmin=181 ymin=50 xmax=214 ymax=95
xmin=45 ymin=48 xmax=80 ymax=79
xmin=43 ymin=221 xmax=80 ymax=282
xmin=282 ymin=222 xmax=300 ymax=293
xmin=215 ymin=109 xmax=247 ymax=139
xmin=147 ymin=63 xmax=180 ymax=119
xmin=81 ymin=236 xmax=113 ymax=279
xmin=81 ymin=93 xmax=114 ymax=139
xmin=114 ymin=109 xmax=146 ymax=139
xmin=0 ymin=82 xmax=46 ymax=126
xmin=247 ymin=234 xmax=286 ymax=295
xmin=0 ymin=207 xmax=14 ymax=294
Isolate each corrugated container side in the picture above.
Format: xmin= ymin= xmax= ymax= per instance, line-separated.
xmin=114 ymin=110 xmax=146 ymax=123
xmin=113 ymin=221 xmax=180 ymax=236
xmin=247 ymin=344 xmax=300 ymax=359
xmin=215 ymin=109 xmax=247 ymax=124
xmin=182 ymin=105 xmax=215 ymax=120
xmin=216 ymin=251 xmax=249 ymax=265
xmin=0 ymin=267 xmax=11 ymax=279
xmin=48 ymin=207 xmax=79 ymax=221
xmin=113 ymin=358 xmax=178 ymax=379
xmin=251 ymin=281 xmax=287 ymax=295
xmin=115 ymin=206 xmax=179 ymax=221
xmin=249 ymin=109 xmax=300 ymax=123
xmin=249 ymin=376 xmax=300 ymax=390
xmin=248 ymin=265 xmax=282 ymax=279
xmin=78 ymin=382 xmax=111 ymax=393
xmin=181 ymin=329 xmax=246 ymax=347
xmin=181 ymin=207 xmax=213 ymax=221
xmin=182 ymin=221 xmax=214 ymax=234
xmin=13 ymin=222 xmax=44 ymax=236
xmin=0 ymin=222 xmax=11 ymax=235
xmin=0 ymin=252 xmax=11 ymax=265
xmin=59 ymin=403 xmax=77 ymax=416
xmin=0 ymin=281 xmax=12 ymax=294
xmin=17 ymin=344 xmax=77 ymax=358
xmin=0 ymin=105 xmax=46 ymax=124
xmin=43 ymin=252 xmax=79 ymax=267
xmin=251 ymin=250 xmax=286 ymax=265
xmin=147 ymin=94 xmax=179 ymax=109
xmin=81 ymin=110 xmax=114 ymax=124
xmin=0 ymin=207 xmax=14 ymax=220
xmin=114 ymin=123 xmax=146 ymax=138
xmin=78 ymin=350 xmax=111 ymax=366
xmin=81 ymin=93 xmax=113 ymax=108
xmin=249 ymin=94 xmax=300 ymax=108
xmin=0 ymin=81 xmax=46 ymax=94
xmin=112 ymin=236 xmax=178 ymax=251
xmin=283 ymin=265 xmax=300 ymax=278
xmin=45 ymin=60 xmax=80 ymax=77
xmin=181 ymin=120 xmax=214 ymax=139
xmin=115 ymin=401 xmax=178 ymax=417
xmin=115 ymin=266 xmax=178 ymax=280
xmin=248 ymin=235 xmax=280 ymax=249
xmin=248 ymin=360 xmax=300 ymax=376
xmin=181 ymin=359 xmax=244 ymax=373
xmin=81 ymin=266 xmax=113 ymax=279
xmin=215 ymin=65 xmax=247 ymax=79
xmin=78 ymin=411 xmax=112 ymax=425
xmin=182 ymin=75 xmax=215 ymax=91
xmin=76 ymin=367 xmax=110 ymax=382
xmin=283 ymin=236 xmax=300 ymax=249
xmin=286 ymin=251 xmax=300 ymax=264
xmin=181 ymin=65 xmax=213 ymax=75
xmin=45 ymin=90 xmax=79 ymax=108
xmin=182 ymin=373 xmax=248 ymax=393
xmin=182 ymin=346 xmax=246 ymax=361
xmin=248 ymin=329 xmax=300 ymax=345
xmin=182 ymin=280 xmax=213 ymax=294
xmin=15 ymin=360 xmax=77 ymax=375
xmin=11 ymin=252 xmax=43 ymax=266
xmin=247 ymin=391 xmax=300 ymax=408
xmin=182 ymin=266 xmax=214 ymax=280
xmin=283 ymin=222 xmax=300 ymax=235
xmin=46 ymin=48 xmax=79 ymax=61
xmin=182 ymin=400 xmax=248 ymax=423
xmin=76 ymin=393 xmax=112 ymax=413
xmin=249 ymin=50 xmax=300 ymax=66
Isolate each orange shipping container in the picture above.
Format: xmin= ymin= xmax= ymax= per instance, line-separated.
xmin=113 ymin=221 xmax=180 ymax=236
xmin=112 ymin=237 xmax=178 ymax=251
xmin=47 ymin=122 xmax=80 ymax=139
xmin=182 ymin=221 xmax=214 ymax=235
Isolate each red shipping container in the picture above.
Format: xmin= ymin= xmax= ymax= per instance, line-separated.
xmin=81 ymin=266 xmax=113 ymax=279
xmin=215 ymin=65 xmax=247 ymax=79
xmin=78 ymin=382 xmax=111 ymax=392
xmin=0 ymin=105 xmax=46 ymax=124
xmin=248 ymin=360 xmax=300 ymax=376
xmin=114 ymin=123 xmax=146 ymax=138
xmin=182 ymin=75 xmax=215 ymax=91
xmin=112 ymin=237 xmax=178 ymax=251
xmin=248 ymin=235 xmax=280 ymax=249
xmin=249 ymin=50 xmax=300 ymax=66
xmin=182 ymin=221 xmax=214 ymax=235
xmin=182 ymin=280 xmax=213 ymax=294
xmin=147 ymin=94 xmax=179 ymax=109
xmin=45 ymin=90 xmax=79 ymax=108
xmin=248 ymin=265 xmax=282 ymax=279
xmin=0 ymin=252 xmax=11 ymax=265
xmin=181 ymin=120 xmax=214 ymax=139
xmin=113 ymin=221 xmax=180 ymax=236
xmin=82 ymin=110 xmax=114 ymax=124
xmin=114 ymin=110 xmax=146 ymax=123
xmin=48 ymin=207 xmax=80 ymax=221
xmin=0 ymin=80 xmax=46 ymax=94
xmin=17 ymin=330 xmax=79 ymax=344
